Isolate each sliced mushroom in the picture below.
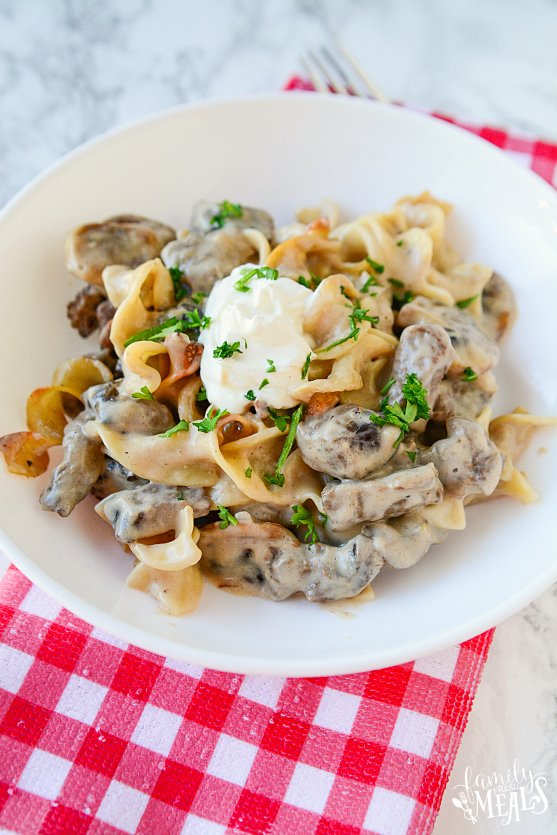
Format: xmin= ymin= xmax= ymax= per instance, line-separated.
xmin=432 ymin=373 xmax=497 ymax=422
xmin=397 ymin=295 xmax=500 ymax=375
xmin=92 ymin=458 xmax=147 ymax=499
xmin=481 ymin=272 xmax=517 ymax=343
xmin=322 ymin=462 xmax=444 ymax=530
xmin=190 ymin=200 xmax=274 ymax=241
xmin=66 ymin=214 xmax=176 ymax=287
xmin=296 ymin=405 xmax=400 ymax=480
xmin=40 ymin=413 xmax=104 ymax=517
xmin=85 ymin=381 xmax=174 ymax=435
xmin=66 ymin=285 xmax=107 ymax=337
xmin=363 ymin=510 xmax=446 ymax=569
xmin=387 ymin=323 xmax=454 ymax=409
xmin=162 ymin=229 xmax=258 ymax=296
xmin=96 ymin=484 xmax=210 ymax=542
xmin=420 ymin=417 xmax=502 ymax=498
xmin=199 ymin=514 xmax=384 ymax=602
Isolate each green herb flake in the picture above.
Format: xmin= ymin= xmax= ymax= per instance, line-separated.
xmin=168 ymin=266 xmax=188 ymax=301
xmin=388 ymin=277 xmax=405 ymax=288
xmin=349 ymin=299 xmax=379 ymax=331
xmin=456 ymin=294 xmax=480 ymax=309
xmin=234 ymin=266 xmax=279 ymax=293
xmin=177 ymin=490 xmax=185 ymax=500
xmin=297 ymin=275 xmax=311 ymax=288
xmin=131 ymin=385 xmax=154 ymax=401
xmin=191 ymin=291 xmax=207 ymax=305
xmin=266 ymin=359 xmax=276 ymax=373
xmin=244 ymin=466 xmax=253 ymax=479
xmin=264 ymin=403 xmax=304 ymax=488
xmin=217 ymin=505 xmax=239 ymax=529
xmin=196 ymin=386 xmax=207 ymax=402
xmin=159 ymin=419 xmax=190 ymax=438
xmin=259 ymin=378 xmax=270 ymax=390
xmin=245 ymin=389 xmax=256 ymax=401
xmin=319 ymin=512 xmax=329 ymax=526
xmin=392 ymin=290 xmax=414 ymax=312
xmin=213 ymin=340 xmax=243 ymax=359
xmin=380 ymin=377 xmax=396 ymax=396
xmin=210 ymin=200 xmax=243 ymax=229
xmin=402 ymin=373 xmax=430 ymax=420
xmin=301 ymin=353 xmax=312 ymax=380
xmin=462 ymin=366 xmax=478 ymax=382
xmin=366 ymin=257 xmax=385 ymax=274
xmin=406 ymin=450 xmax=417 ymax=462
xmin=396 ymin=239 xmax=405 ymax=247
xmin=193 ymin=406 xmax=229 ymax=434
xmin=182 ymin=309 xmax=212 ymax=330
xmin=316 ymin=328 xmax=360 ymax=354
xmin=290 ymin=504 xmax=318 ymax=544
xmin=361 ymin=274 xmax=380 ymax=293
xmin=124 ymin=317 xmax=183 ymax=347
xmin=268 ymin=408 xmax=291 ymax=433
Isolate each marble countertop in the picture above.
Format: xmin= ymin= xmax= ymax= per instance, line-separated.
xmin=0 ymin=1 xmax=555 ymax=833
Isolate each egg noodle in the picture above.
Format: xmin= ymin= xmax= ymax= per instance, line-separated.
xmin=1 ymin=195 xmax=554 ymax=616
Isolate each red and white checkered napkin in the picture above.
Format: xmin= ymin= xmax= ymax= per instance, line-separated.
xmin=1 ymin=111 xmax=556 ymax=835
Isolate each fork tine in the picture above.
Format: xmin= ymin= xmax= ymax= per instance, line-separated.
xmin=319 ymin=46 xmax=355 ymax=95
xmin=300 ymin=53 xmax=329 ymax=94
xmin=307 ymin=49 xmax=348 ymax=95
xmin=333 ymin=41 xmax=391 ymax=103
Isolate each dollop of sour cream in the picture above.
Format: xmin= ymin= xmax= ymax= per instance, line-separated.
xmin=199 ymin=264 xmax=314 ymax=413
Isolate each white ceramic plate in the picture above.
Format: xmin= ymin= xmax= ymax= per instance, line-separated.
xmin=1 ymin=93 xmax=556 ymax=676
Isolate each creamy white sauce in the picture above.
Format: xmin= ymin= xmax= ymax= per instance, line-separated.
xmin=199 ymin=265 xmax=314 ymax=413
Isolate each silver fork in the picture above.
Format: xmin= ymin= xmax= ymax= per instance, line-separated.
xmin=300 ymin=43 xmax=391 ymax=103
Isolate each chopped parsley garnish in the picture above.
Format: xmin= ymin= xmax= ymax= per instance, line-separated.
xmin=297 ymin=275 xmax=312 ymax=288
xmin=217 ymin=505 xmax=239 ymax=529
xmin=369 ymin=373 xmax=430 ymax=446
xmin=177 ymin=491 xmax=185 ymax=500
xmin=124 ymin=317 xmax=183 ymax=347
xmin=361 ymin=274 xmax=380 ymax=293
xmin=366 ymin=257 xmax=385 ymax=274
xmin=234 ymin=266 xmax=279 ymax=292
xmin=245 ymin=389 xmax=256 ymax=401
xmin=396 ymin=239 xmax=405 ymax=247
xmin=268 ymin=408 xmax=291 ymax=433
xmin=388 ymin=277 xmax=404 ymax=288
xmin=264 ymin=403 xmax=304 ymax=488
xmin=290 ymin=504 xmax=318 ymax=544
xmin=244 ymin=466 xmax=252 ymax=479
xmin=193 ymin=406 xmax=229 ymax=433
xmin=340 ymin=285 xmax=352 ymax=300
xmin=196 ymin=386 xmax=207 ymax=402
xmin=168 ymin=266 xmax=188 ymax=301
xmin=182 ymin=309 xmax=212 ymax=330
xmin=213 ymin=340 xmax=242 ymax=359
xmin=319 ymin=512 xmax=328 ymax=526
xmin=456 ymin=295 xmax=479 ymax=309
xmin=316 ymin=328 xmax=360 ymax=353
xmin=301 ymin=353 xmax=311 ymax=380
xmin=380 ymin=377 xmax=396 ymax=396
xmin=210 ymin=200 xmax=243 ymax=229
xmin=392 ymin=290 xmax=414 ymax=311
xmin=349 ymin=299 xmax=379 ymax=330
xmin=159 ymin=419 xmax=190 ymax=438
xmin=402 ymin=373 xmax=430 ymax=420
xmin=259 ymin=378 xmax=270 ymax=390
xmin=462 ymin=366 xmax=478 ymax=382
xmin=406 ymin=450 xmax=417 ymax=463
xmin=266 ymin=359 xmax=276 ymax=373
xmin=131 ymin=385 xmax=154 ymax=401
xmin=191 ymin=291 xmax=207 ymax=305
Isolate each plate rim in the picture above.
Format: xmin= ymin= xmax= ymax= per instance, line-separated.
xmin=1 ymin=92 xmax=557 ymax=676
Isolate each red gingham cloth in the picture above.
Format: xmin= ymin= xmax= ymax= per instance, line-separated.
xmin=1 ymin=94 xmax=556 ymax=835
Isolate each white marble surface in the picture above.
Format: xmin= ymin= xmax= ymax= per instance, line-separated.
xmin=0 ymin=1 xmax=555 ymax=833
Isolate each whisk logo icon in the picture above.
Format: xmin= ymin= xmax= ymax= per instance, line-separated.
xmin=450 ymin=759 xmax=549 ymax=825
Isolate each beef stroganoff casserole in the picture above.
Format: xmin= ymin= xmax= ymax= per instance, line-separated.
xmin=1 ymin=194 xmax=554 ymax=616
